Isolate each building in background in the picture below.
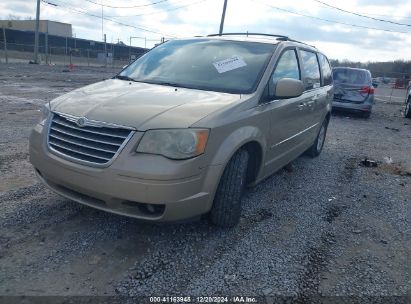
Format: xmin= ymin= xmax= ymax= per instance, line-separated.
xmin=0 ymin=20 xmax=72 ymax=37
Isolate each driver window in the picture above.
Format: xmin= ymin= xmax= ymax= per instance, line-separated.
xmin=272 ymin=49 xmax=300 ymax=86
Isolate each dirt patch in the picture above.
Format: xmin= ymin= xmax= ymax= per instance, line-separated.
xmin=379 ymin=163 xmax=411 ymax=177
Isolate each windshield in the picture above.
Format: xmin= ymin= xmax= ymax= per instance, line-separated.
xmin=119 ymin=39 xmax=276 ymax=94
xmin=333 ymin=69 xmax=370 ymax=85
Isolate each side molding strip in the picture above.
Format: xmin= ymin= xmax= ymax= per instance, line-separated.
xmin=271 ymin=123 xmax=318 ymax=149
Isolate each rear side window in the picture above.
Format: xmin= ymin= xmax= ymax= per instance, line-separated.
xmin=318 ymin=53 xmax=332 ymax=86
xmin=333 ymin=69 xmax=370 ymax=85
xmin=300 ymin=50 xmax=321 ymax=90
xmin=271 ymin=49 xmax=300 ymax=85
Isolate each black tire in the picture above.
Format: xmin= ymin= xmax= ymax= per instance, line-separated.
xmin=362 ymin=111 xmax=371 ymax=119
xmin=405 ymin=97 xmax=411 ymax=118
xmin=210 ymin=149 xmax=249 ymax=228
xmin=306 ymin=118 xmax=328 ymax=158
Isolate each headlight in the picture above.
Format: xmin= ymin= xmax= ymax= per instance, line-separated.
xmin=39 ymin=104 xmax=50 ymax=126
xmin=136 ymin=129 xmax=209 ymax=159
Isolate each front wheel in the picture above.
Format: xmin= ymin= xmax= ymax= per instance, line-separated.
xmin=404 ymin=97 xmax=411 ymax=118
xmin=306 ymin=118 xmax=328 ymax=158
xmin=209 ymin=149 xmax=249 ymax=228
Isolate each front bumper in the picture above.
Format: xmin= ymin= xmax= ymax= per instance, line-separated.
xmin=29 ymin=123 xmax=223 ymax=222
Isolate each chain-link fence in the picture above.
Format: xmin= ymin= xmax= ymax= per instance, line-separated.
xmin=0 ymin=28 xmax=149 ymax=68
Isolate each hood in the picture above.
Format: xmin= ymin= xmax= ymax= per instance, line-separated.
xmin=51 ymin=79 xmax=241 ymax=130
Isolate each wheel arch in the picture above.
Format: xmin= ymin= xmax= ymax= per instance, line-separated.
xmin=242 ymin=141 xmax=264 ymax=185
xmin=210 ymin=126 xmax=267 ymax=186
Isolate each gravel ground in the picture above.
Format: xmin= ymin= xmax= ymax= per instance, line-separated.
xmin=0 ymin=63 xmax=410 ymax=300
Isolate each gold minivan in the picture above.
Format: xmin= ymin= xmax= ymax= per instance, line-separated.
xmin=29 ymin=33 xmax=333 ymax=227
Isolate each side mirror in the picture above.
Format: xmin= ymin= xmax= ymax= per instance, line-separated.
xmin=269 ymin=78 xmax=304 ymax=99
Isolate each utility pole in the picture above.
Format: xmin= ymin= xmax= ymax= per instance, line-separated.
xmin=219 ymin=0 xmax=228 ymax=35
xmin=2 ymin=26 xmax=8 ymax=63
xmin=45 ymin=32 xmax=48 ymax=64
xmin=104 ymin=33 xmax=107 ymax=67
xmin=129 ymin=36 xmax=140 ymax=61
xmin=129 ymin=36 xmax=131 ymax=62
xmin=34 ymin=0 xmax=41 ymax=63
xmin=101 ymin=1 xmax=104 ymax=41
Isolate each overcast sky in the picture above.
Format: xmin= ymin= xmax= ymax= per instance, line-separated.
xmin=2 ymin=0 xmax=411 ymax=62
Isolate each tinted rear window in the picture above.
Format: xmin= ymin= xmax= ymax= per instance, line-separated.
xmin=333 ymin=69 xmax=370 ymax=85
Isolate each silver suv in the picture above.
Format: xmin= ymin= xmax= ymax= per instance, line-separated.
xmin=332 ymin=67 xmax=374 ymax=118
xmin=29 ymin=33 xmax=333 ymax=227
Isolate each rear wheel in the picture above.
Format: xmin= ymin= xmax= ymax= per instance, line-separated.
xmin=210 ymin=149 xmax=249 ymax=228
xmin=362 ymin=111 xmax=371 ymax=119
xmin=306 ymin=118 xmax=328 ymax=158
xmin=405 ymin=97 xmax=411 ymax=118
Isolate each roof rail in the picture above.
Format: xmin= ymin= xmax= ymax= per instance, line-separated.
xmin=287 ymin=38 xmax=317 ymax=49
xmin=206 ymin=33 xmax=316 ymax=48
xmin=207 ymin=33 xmax=289 ymax=39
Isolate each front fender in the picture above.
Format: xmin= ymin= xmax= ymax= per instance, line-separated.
xmin=210 ymin=125 xmax=267 ymax=168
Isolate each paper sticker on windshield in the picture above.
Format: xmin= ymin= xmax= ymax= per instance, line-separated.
xmin=213 ymin=56 xmax=247 ymax=74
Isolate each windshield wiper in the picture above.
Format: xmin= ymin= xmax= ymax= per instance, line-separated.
xmin=151 ymin=81 xmax=187 ymax=88
xmin=114 ymin=77 xmax=192 ymax=89
xmin=114 ymin=75 xmax=138 ymax=82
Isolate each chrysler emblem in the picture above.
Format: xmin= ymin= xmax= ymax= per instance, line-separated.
xmin=76 ymin=117 xmax=87 ymax=127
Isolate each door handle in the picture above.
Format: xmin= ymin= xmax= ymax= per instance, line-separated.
xmin=306 ymin=100 xmax=315 ymax=107
xmin=298 ymin=102 xmax=306 ymax=110
xmin=307 ymin=95 xmax=319 ymax=108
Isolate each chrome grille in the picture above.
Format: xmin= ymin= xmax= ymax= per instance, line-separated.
xmin=48 ymin=113 xmax=133 ymax=165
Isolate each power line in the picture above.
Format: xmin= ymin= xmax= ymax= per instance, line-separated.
xmin=84 ymin=0 xmax=169 ymax=9
xmin=361 ymin=13 xmax=411 ymax=20
xmin=106 ymin=0 xmax=207 ymax=18
xmin=312 ymin=0 xmax=411 ymax=27
xmin=310 ymin=4 xmax=411 ymax=20
xmin=42 ymin=0 xmax=179 ymax=38
xmin=253 ymin=0 xmax=410 ymax=34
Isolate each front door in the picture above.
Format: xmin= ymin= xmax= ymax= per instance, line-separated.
xmin=297 ymin=49 xmax=324 ymax=144
xmin=263 ymin=48 xmax=313 ymax=175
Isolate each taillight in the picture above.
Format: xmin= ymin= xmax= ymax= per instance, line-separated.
xmin=359 ymin=86 xmax=374 ymax=94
